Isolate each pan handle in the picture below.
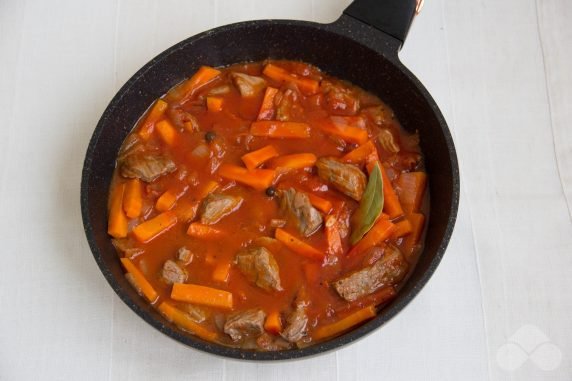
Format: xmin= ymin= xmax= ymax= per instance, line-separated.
xmin=343 ymin=0 xmax=420 ymax=45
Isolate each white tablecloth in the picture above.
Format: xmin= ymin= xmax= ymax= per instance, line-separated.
xmin=1 ymin=1 xmax=570 ymax=380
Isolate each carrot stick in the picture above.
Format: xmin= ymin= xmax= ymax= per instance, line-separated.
xmin=108 ymin=183 xmax=128 ymax=238
xmin=158 ymin=302 xmax=218 ymax=341
xmin=180 ymin=66 xmax=221 ymax=98
xmin=325 ymin=214 xmax=343 ymax=256
xmin=391 ymin=219 xmax=413 ymax=239
xmin=315 ymin=117 xmax=368 ymax=144
xmin=264 ymin=311 xmax=283 ymax=334
xmin=241 ymin=145 xmax=279 ymax=171
xmin=262 ymin=63 xmax=319 ymax=94
xmin=342 ymin=140 xmax=377 ymax=164
xmin=380 ymin=164 xmax=404 ymax=219
xmin=156 ymin=119 xmax=178 ymax=145
xmin=348 ymin=218 xmax=396 ymax=257
xmin=313 ymin=305 xmax=376 ymax=340
xmin=306 ymin=193 xmax=333 ymax=214
xmin=138 ymin=99 xmax=168 ymax=140
xmin=171 ymin=283 xmax=233 ymax=310
xmin=401 ymin=213 xmax=425 ymax=255
xmin=212 ymin=260 xmax=231 ymax=283
xmin=187 ymin=222 xmax=223 ymax=239
xmin=250 ymin=121 xmax=311 ymax=139
xmin=206 ymin=96 xmax=223 ymax=112
xmin=132 ymin=211 xmax=177 ymax=243
xmin=367 ymin=161 xmax=403 ymax=219
xmin=155 ymin=190 xmax=178 ymax=212
xmin=120 ymin=257 xmax=158 ymax=302
xmin=257 ymin=86 xmax=279 ymax=120
xmin=396 ymin=172 xmax=427 ymax=214
xmin=275 ymin=228 xmax=324 ymax=261
xmin=270 ymin=153 xmax=317 ymax=170
xmin=123 ymin=179 xmax=143 ymax=218
xmin=218 ymin=164 xmax=275 ymax=191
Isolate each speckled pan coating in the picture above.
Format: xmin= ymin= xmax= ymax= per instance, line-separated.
xmin=81 ymin=14 xmax=459 ymax=361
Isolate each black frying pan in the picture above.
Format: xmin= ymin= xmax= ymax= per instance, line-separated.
xmin=81 ymin=0 xmax=459 ymax=360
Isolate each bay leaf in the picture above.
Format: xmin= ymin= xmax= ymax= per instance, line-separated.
xmin=349 ymin=163 xmax=384 ymax=245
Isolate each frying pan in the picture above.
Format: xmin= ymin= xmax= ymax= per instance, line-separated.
xmin=81 ymin=0 xmax=459 ymax=360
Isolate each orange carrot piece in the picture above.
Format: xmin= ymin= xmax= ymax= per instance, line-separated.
xmin=380 ymin=164 xmax=404 ymax=219
xmin=342 ymin=140 xmax=377 ymax=164
xmin=108 ymin=183 xmax=128 ymax=238
xmin=171 ymin=283 xmax=233 ymax=310
xmin=325 ymin=214 xmax=343 ymax=256
xmin=132 ymin=211 xmax=177 ymax=243
xmin=275 ymin=228 xmax=324 ymax=261
xmin=212 ymin=261 xmax=231 ymax=283
xmin=218 ymin=164 xmax=275 ymax=190
xmin=156 ymin=119 xmax=178 ymax=145
xmin=257 ymin=86 xmax=279 ymax=120
xmin=264 ymin=311 xmax=283 ymax=334
xmin=123 ymin=179 xmax=143 ymax=218
xmin=187 ymin=222 xmax=223 ymax=239
xmin=180 ymin=66 xmax=221 ymax=97
xmin=391 ymin=219 xmax=413 ymax=239
xmin=262 ymin=63 xmax=319 ymax=94
xmin=396 ymin=172 xmax=427 ymax=214
xmin=241 ymin=145 xmax=280 ymax=171
xmin=270 ymin=153 xmax=317 ymax=170
xmin=401 ymin=213 xmax=425 ymax=255
xmin=316 ymin=118 xmax=368 ymax=144
xmin=250 ymin=121 xmax=311 ymax=139
xmin=313 ymin=305 xmax=376 ymax=340
xmin=120 ymin=257 xmax=158 ymax=302
xmin=158 ymin=302 xmax=218 ymax=341
xmin=155 ymin=190 xmax=178 ymax=212
xmin=206 ymin=96 xmax=223 ymax=112
xmin=307 ymin=193 xmax=333 ymax=214
xmin=348 ymin=218 xmax=396 ymax=257
xmin=138 ymin=99 xmax=168 ymax=140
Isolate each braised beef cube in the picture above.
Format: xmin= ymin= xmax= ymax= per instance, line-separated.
xmin=199 ymin=193 xmax=243 ymax=225
xmin=281 ymin=306 xmax=308 ymax=343
xmin=333 ymin=246 xmax=408 ymax=302
xmin=224 ymin=309 xmax=266 ymax=341
xmin=231 ymin=73 xmax=267 ymax=97
xmin=167 ymin=106 xmax=199 ymax=131
xmin=161 ymin=259 xmax=187 ymax=285
xmin=235 ymin=247 xmax=282 ymax=291
xmin=120 ymin=153 xmax=176 ymax=182
xmin=177 ymin=247 xmax=193 ymax=264
xmin=279 ymin=188 xmax=323 ymax=237
xmin=111 ymin=238 xmax=144 ymax=259
xmin=316 ymin=157 xmax=366 ymax=201
xmin=256 ymin=333 xmax=292 ymax=351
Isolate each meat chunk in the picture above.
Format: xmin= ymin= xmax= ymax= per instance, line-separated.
xmin=111 ymin=238 xmax=144 ymax=259
xmin=120 ymin=152 xmax=176 ymax=182
xmin=276 ymin=88 xmax=304 ymax=121
xmin=177 ymin=247 xmax=193 ymax=264
xmin=167 ymin=106 xmax=199 ymax=132
xmin=223 ymin=309 xmax=266 ymax=341
xmin=279 ymin=188 xmax=323 ymax=237
xmin=231 ymin=73 xmax=267 ymax=97
xmin=199 ymin=193 xmax=243 ymax=225
xmin=333 ymin=246 xmax=408 ymax=302
xmin=161 ymin=259 xmax=187 ymax=285
xmin=182 ymin=304 xmax=208 ymax=323
xmin=235 ymin=247 xmax=282 ymax=291
xmin=281 ymin=306 xmax=308 ymax=343
xmin=256 ymin=333 xmax=292 ymax=351
xmin=316 ymin=157 xmax=366 ymax=201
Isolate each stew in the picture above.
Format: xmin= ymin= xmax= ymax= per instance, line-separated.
xmin=107 ymin=60 xmax=428 ymax=350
